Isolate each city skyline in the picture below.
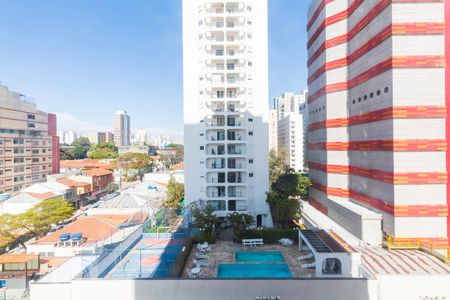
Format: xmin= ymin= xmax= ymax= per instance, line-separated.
xmin=0 ymin=0 xmax=310 ymax=134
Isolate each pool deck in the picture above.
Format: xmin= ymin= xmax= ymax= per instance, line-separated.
xmin=182 ymin=241 xmax=314 ymax=278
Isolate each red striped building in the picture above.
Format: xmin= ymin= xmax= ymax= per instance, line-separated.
xmin=307 ymin=0 xmax=450 ymax=250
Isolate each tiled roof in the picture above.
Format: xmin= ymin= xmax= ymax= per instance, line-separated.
xmin=60 ymin=159 xmax=115 ymax=169
xmin=170 ymin=161 xmax=184 ymax=171
xmin=84 ymin=168 xmax=113 ymax=177
xmin=0 ymin=254 xmax=39 ymax=264
xmin=26 ymin=191 xmax=57 ymax=201
xmin=56 ymin=178 xmax=91 ymax=188
xmin=34 ymin=217 xmax=119 ymax=244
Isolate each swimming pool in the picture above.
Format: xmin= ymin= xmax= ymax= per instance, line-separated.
xmin=218 ymin=264 xmax=292 ymax=278
xmin=236 ymin=251 xmax=285 ymax=263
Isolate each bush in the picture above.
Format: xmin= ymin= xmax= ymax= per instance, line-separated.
xmin=170 ymin=232 xmax=217 ymax=277
xmin=244 ymin=228 xmax=298 ymax=244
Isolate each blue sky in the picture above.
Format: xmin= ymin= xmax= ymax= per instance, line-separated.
xmin=0 ymin=0 xmax=309 ymax=134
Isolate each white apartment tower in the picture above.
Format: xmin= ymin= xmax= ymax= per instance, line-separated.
xmin=274 ymin=91 xmax=309 ymax=172
xmin=113 ymin=111 xmax=130 ymax=147
xmin=183 ymin=0 xmax=272 ymax=226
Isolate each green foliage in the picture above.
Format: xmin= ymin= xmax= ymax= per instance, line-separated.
xmin=191 ymin=204 xmax=219 ymax=236
xmin=226 ymin=212 xmax=255 ymax=242
xmin=117 ymin=152 xmax=153 ymax=181
xmin=266 ymin=172 xmax=312 ymax=229
xmin=106 ymin=183 xmax=120 ymax=194
xmin=88 ymin=142 xmax=118 ymax=159
xmin=0 ymin=199 xmax=74 ymax=250
xmin=21 ymin=198 xmax=75 ymax=235
xmin=163 ymin=176 xmax=185 ymax=210
xmin=269 ymin=149 xmax=289 ymax=187
xmin=61 ymin=137 xmax=91 ymax=160
xmin=244 ymin=228 xmax=298 ymax=244
xmin=0 ymin=214 xmax=23 ymax=247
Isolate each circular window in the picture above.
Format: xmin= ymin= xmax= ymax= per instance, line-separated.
xmin=358 ymin=97 xmax=361 ymax=103
xmin=364 ymin=95 xmax=368 ymax=100
xmin=377 ymin=90 xmax=381 ymax=96
xmin=352 ymin=99 xmax=356 ymax=104
xmin=384 ymin=87 xmax=389 ymax=93
xmin=370 ymin=92 xmax=374 ymax=98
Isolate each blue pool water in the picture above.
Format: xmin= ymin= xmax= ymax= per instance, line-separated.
xmin=218 ymin=264 xmax=292 ymax=278
xmin=236 ymin=251 xmax=285 ymax=263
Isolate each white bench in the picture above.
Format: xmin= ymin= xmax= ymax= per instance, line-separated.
xmin=242 ymin=238 xmax=264 ymax=247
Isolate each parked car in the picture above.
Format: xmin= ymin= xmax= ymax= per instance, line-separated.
xmin=49 ymin=225 xmax=63 ymax=233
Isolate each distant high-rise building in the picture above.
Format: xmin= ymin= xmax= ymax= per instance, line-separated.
xmin=59 ymin=131 xmax=78 ymax=145
xmin=88 ymin=131 xmax=114 ymax=145
xmin=0 ymin=84 xmax=59 ymax=194
xmin=113 ymin=111 xmax=130 ymax=146
xmin=268 ymin=109 xmax=278 ymax=151
xmin=135 ymin=129 xmax=147 ymax=145
xmin=274 ymin=92 xmax=306 ymax=120
xmin=183 ymin=0 xmax=272 ymax=226
xmin=307 ymin=0 xmax=449 ymax=249
xmin=273 ymin=91 xmax=308 ymax=171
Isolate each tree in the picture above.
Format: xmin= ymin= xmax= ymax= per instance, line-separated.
xmin=227 ymin=212 xmax=254 ymax=242
xmin=191 ymin=204 xmax=219 ymax=236
xmin=163 ymin=176 xmax=185 ymax=211
xmin=21 ymin=198 xmax=75 ymax=236
xmin=88 ymin=142 xmax=118 ymax=159
xmin=61 ymin=137 xmax=91 ymax=160
xmin=269 ymin=149 xmax=289 ymax=187
xmin=106 ymin=183 xmax=120 ymax=194
xmin=0 ymin=214 xmax=25 ymax=249
xmin=117 ymin=153 xmax=153 ymax=181
xmin=266 ymin=172 xmax=311 ymax=229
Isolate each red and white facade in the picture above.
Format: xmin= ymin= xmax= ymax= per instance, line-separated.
xmin=307 ymin=0 xmax=449 ymax=250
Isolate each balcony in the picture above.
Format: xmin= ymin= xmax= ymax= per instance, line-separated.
xmin=227 ymin=158 xmax=245 ymax=169
xmin=205 ymin=3 xmax=225 ymax=14
xmin=207 ymin=158 xmax=225 ymax=170
xmin=207 ymin=187 xmax=226 ymax=198
xmin=227 ymin=172 xmax=245 ymax=183
xmin=207 ymin=200 xmax=227 ymax=212
xmin=228 ymin=200 xmax=248 ymax=212
xmin=206 ymin=145 xmax=226 ymax=156
xmin=225 ymin=3 xmax=245 ymax=14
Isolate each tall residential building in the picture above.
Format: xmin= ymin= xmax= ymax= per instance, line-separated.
xmin=307 ymin=0 xmax=449 ymax=250
xmin=273 ymin=91 xmax=308 ymax=171
xmin=274 ymin=92 xmax=306 ymax=120
xmin=113 ymin=111 xmax=130 ymax=147
xmin=0 ymin=84 xmax=59 ymax=194
xmin=135 ymin=128 xmax=148 ymax=145
xmin=58 ymin=131 xmax=78 ymax=145
xmin=277 ymin=113 xmax=305 ymax=172
xmin=183 ymin=0 xmax=272 ymax=226
xmin=88 ymin=131 xmax=114 ymax=145
xmin=268 ymin=109 xmax=278 ymax=151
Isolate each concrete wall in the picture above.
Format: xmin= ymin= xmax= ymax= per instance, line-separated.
xmin=31 ymin=278 xmax=377 ymax=300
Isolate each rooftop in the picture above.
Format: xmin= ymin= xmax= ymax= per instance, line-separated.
xmin=84 ymin=168 xmax=113 ymax=177
xmin=60 ymin=159 xmax=115 ymax=170
xmin=33 ymin=217 xmax=119 ymax=245
xmin=38 ymin=255 xmax=99 ymax=283
xmin=0 ymin=253 xmax=39 ymax=264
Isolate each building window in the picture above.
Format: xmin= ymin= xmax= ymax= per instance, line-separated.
xmin=248 ymin=131 xmax=253 ymax=136
xmin=249 ymin=159 xmax=253 ymax=164
xmin=27 ymin=114 xmax=36 ymax=120
xmin=248 ymin=118 xmax=253 ymax=122
xmin=200 ymin=146 xmax=204 ymax=150
xmin=384 ymin=87 xmax=390 ymax=93
xmin=249 ymin=173 xmax=254 ymax=178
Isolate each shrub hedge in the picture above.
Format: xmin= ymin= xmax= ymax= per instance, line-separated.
xmin=170 ymin=233 xmax=217 ymax=277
